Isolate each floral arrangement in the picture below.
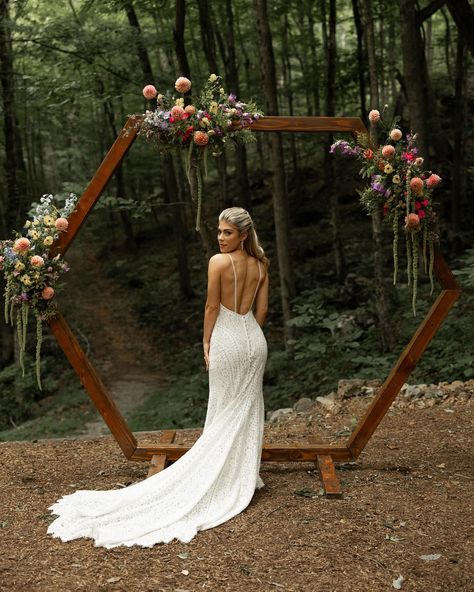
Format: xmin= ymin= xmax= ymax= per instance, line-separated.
xmin=0 ymin=193 xmax=77 ymax=388
xmin=330 ymin=108 xmax=442 ymax=315
xmin=138 ymin=74 xmax=263 ymax=230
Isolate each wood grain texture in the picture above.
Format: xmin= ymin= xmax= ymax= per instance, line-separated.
xmin=146 ymin=430 xmax=176 ymax=477
xmin=317 ymin=455 xmax=343 ymax=499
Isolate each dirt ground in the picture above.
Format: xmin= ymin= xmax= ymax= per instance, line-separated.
xmin=0 ymin=392 xmax=472 ymax=592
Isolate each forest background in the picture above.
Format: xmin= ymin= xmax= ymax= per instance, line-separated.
xmin=0 ymin=0 xmax=473 ymax=441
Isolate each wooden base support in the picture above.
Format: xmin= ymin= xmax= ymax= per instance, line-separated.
xmin=317 ymin=455 xmax=343 ymax=499
xmin=146 ymin=430 xmax=176 ymax=478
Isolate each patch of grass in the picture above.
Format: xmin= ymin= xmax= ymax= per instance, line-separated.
xmin=0 ymin=383 xmax=96 ymax=442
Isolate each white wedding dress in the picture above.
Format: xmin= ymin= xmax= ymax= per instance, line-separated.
xmin=47 ymin=257 xmax=267 ymax=548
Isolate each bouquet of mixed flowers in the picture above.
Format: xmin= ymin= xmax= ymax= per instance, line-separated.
xmin=138 ymin=74 xmax=263 ymax=230
xmin=0 ymin=193 xmax=77 ymax=388
xmin=330 ymin=108 xmax=442 ymax=315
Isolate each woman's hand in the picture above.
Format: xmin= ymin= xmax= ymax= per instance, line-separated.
xmin=203 ymin=342 xmax=210 ymax=371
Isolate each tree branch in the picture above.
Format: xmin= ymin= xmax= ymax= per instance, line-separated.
xmin=417 ymin=0 xmax=446 ymax=24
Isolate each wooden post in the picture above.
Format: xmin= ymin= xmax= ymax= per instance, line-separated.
xmin=317 ymin=455 xmax=343 ymax=499
xmin=147 ymin=430 xmax=176 ymax=477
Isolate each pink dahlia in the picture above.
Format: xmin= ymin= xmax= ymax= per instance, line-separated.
xmin=382 ymin=145 xmax=395 ymax=159
xmin=170 ymin=105 xmax=185 ymax=120
xmin=142 ymin=85 xmax=158 ymax=100
xmin=175 ymin=77 xmax=192 ymax=93
xmin=30 ymin=255 xmax=44 ymax=267
xmin=426 ymin=173 xmax=442 ymax=188
xmin=414 ymin=157 xmax=424 ymax=167
xmin=184 ymin=104 xmax=196 ymax=115
xmin=410 ymin=177 xmax=424 ymax=195
xmin=368 ymin=109 xmax=380 ymax=123
xmin=13 ymin=237 xmax=31 ymax=253
xmin=405 ymin=213 xmax=420 ymax=228
xmin=54 ymin=217 xmax=69 ymax=231
xmin=42 ymin=286 xmax=55 ymax=300
xmin=193 ymin=131 xmax=209 ymax=146
xmin=390 ymin=128 xmax=402 ymax=141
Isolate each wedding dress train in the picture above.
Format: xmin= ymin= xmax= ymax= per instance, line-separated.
xmin=47 ymin=263 xmax=267 ymax=548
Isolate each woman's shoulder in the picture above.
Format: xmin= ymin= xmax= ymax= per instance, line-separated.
xmin=208 ymin=253 xmax=230 ymax=270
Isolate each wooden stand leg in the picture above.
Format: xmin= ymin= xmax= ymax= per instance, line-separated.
xmin=317 ymin=455 xmax=343 ymax=499
xmin=147 ymin=430 xmax=176 ymax=478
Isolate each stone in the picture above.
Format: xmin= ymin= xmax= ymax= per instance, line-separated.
xmin=293 ymin=397 xmax=314 ymax=413
xmin=337 ymin=378 xmax=381 ymax=399
xmin=267 ymin=408 xmax=294 ymax=423
xmin=316 ymin=393 xmax=340 ymax=413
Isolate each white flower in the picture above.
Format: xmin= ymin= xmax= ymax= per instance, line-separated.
xmin=209 ymin=74 xmax=218 ymax=82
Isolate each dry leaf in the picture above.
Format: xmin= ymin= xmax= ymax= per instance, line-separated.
xmin=392 ymin=575 xmax=404 ymax=589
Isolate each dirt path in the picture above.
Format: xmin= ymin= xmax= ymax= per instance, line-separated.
xmin=61 ymin=233 xmax=165 ymax=436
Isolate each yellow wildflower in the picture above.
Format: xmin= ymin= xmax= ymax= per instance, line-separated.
xmin=15 ymin=261 xmax=25 ymax=271
xmin=392 ymin=174 xmax=401 ymax=184
xmin=210 ymin=101 xmax=218 ymax=114
xmin=175 ymin=97 xmax=185 ymax=107
xmin=43 ymin=236 xmax=54 ymax=246
xmin=43 ymin=215 xmax=55 ymax=226
xmin=384 ymin=164 xmax=394 ymax=174
xmin=20 ymin=275 xmax=32 ymax=285
xmin=209 ymin=74 xmax=218 ymax=82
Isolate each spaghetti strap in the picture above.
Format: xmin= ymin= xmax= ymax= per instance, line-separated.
xmin=227 ymin=254 xmax=237 ymax=313
xmin=250 ymin=261 xmax=262 ymax=310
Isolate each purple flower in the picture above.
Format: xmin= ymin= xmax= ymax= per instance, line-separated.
xmin=20 ymin=293 xmax=29 ymax=301
xmin=330 ymin=140 xmax=360 ymax=157
xmin=228 ymin=93 xmax=236 ymax=104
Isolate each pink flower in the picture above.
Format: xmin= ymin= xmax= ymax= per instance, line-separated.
xmin=368 ymin=110 xmax=380 ymax=123
xmin=170 ymin=105 xmax=185 ymax=120
xmin=405 ymin=213 xmax=420 ymax=228
xmin=382 ymin=145 xmax=395 ymax=159
xmin=30 ymin=255 xmax=44 ymax=267
xmin=402 ymin=152 xmax=415 ymax=162
xmin=390 ymin=128 xmax=402 ymax=141
xmin=13 ymin=237 xmax=31 ymax=253
xmin=54 ymin=217 xmax=69 ymax=231
xmin=418 ymin=210 xmax=426 ymax=219
xmin=422 ymin=199 xmax=429 ymax=206
xmin=363 ymin=149 xmax=374 ymax=159
xmin=193 ymin=131 xmax=209 ymax=146
xmin=415 ymin=201 xmax=421 ymax=209
xmin=175 ymin=77 xmax=192 ymax=93
xmin=185 ymin=105 xmax=196 ymax=115
xmin=142 ymin=85 xmax=158 ymax=100
xmin=410 ymin=177 xmax=424 ymax=195
xmin=426 ymin=173 xmax=442 ymax=188
xmin=42 ymin=286 xmax=55 ymax=300
xmin=415 ymin=157 xmax=424 ymax=167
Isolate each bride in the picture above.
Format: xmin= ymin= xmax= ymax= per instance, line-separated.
xmin=47 ymin=207 xmax=269 ymax=548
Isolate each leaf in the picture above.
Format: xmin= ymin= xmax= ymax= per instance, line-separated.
xmin=392 ymin=575 xmax=404 ymax=589
xmin=294 ymin=488 xmax=322 ymax=499
xmin=181 ymin=569 xmax=189 ymax=576
xmin=419 ymin=554 xmax=441 ymax=561
xmin=106 ymin=577 xmax=122 ymax=583
xmin=178 ymin=552 xmax=189 ymax=559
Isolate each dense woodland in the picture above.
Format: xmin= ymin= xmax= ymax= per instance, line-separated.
xmin=0 ymin=0 xmax=473 ymax=439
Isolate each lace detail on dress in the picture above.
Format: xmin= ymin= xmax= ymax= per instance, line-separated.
xmin=47 ymin=304 xmax=267 ymax=548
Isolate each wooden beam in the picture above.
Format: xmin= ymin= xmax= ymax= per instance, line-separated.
xmin=48 ymin=313 xmax=137 ymax=459
xmin=147 ymin=430 xmax=176 ymax=478
xmin=317 ymin=455 xmax=343 ymax=499
xmin=131 ymin=443 xmax=352 ymax=462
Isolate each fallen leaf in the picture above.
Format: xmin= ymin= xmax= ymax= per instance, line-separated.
xmin=106 ymin=577 xmax=122 ymax=583
xmin=419 ymin=554 xmax=441 ymax=561
xmin=392 ymin=575 xmax=404 ymax=589
xmin=181 ymin=569 xmax=189 ymax=576
xmin=178 ymin=552 xmax=189 ymax=559
xmin=386 ymin=534 xmax=404 ymax=542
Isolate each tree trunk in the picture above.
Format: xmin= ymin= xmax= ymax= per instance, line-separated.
xmin=173 ymin=0 xmax=191 ymax=78
xmin=0 ymin=0 xmax=26 ymax=366
xmin=306 ymin=2 xmax=321 ymax=114
xmin=351 ymin=0 xmax=368 ymax=120
xmin=451 ymin=35 xmax=467 ymax=234
xmin=253 ymin=0 xmax=295 ymax=341
xmin=360 ymin=0 xmax=396 ymax=352
xmin=322 ymin=0 xmax=346 ymax=283
xmin=446 ymin=0 xmax=474 ymax=58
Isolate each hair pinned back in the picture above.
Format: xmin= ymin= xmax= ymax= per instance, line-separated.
xmin=219 ymin=207 xmax=269 ymax=268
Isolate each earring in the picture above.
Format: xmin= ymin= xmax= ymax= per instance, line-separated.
xmin=240 ymin=240 xmax=244 ymax=250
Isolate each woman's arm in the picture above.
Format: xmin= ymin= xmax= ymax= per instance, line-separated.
xmin=254 ymin=269 xmax=269 ymax=328
xmin=203 ymin=255 xmax=223 ymax=369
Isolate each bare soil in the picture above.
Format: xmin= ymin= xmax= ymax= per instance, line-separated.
xmin=0 ymin=393 xmax=472 ymax=592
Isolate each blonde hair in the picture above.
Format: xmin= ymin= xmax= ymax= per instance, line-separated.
xmin=219 ymin=207 xmax=269 ymax=268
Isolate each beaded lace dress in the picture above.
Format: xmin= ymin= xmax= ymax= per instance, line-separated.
xmin=47 ymin=256 xmax=267 ymax=548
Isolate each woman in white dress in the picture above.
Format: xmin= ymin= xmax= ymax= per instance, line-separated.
xmin=47 ymin=207 xmax=269 ymax=548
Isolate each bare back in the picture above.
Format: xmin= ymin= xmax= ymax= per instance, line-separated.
xmin=220 ymin=254 xmax=264 ymax=315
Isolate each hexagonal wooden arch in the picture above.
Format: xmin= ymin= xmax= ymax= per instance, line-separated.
xmin=47 ymin=115 xmax=461 ymax=498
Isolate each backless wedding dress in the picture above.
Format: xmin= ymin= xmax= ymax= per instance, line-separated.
xmin=47 ymin=256 xmax=267 ymax=548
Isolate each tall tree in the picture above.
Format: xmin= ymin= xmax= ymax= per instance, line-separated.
xmin=0 ymin=0 xmax=26 ymax=365
xmin=351 ymin=0 xmax=368 ymax=119
xmin=451 ymin=34 xmax=467 ymax=234
xmin=361 ymin=0 xmax=396 ymax=352
xmin=321 ymin=0 xmax=346 ymax=282
xmin=253 ymin=0 xmax=295 ymax=340
xmin=446 ymin=0 xmax=474 ymax=58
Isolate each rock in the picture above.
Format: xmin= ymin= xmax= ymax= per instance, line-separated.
xmin=337 ymin=378 xmax=381 ymax=399
xmin=316 ymin=393 xmax=340 ymax=413
xmin=267 ymin=408 xmax=294 ymax=423
xmin=293 ymin=397 xmax=313 ymax=413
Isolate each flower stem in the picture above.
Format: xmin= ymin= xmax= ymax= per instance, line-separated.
xmin=411 ymin=232 xmax=418 ymax=317
xmin=36 ymin=315 xmax=42 ymax=391
xmin=393 ymin=216 xmax=399 ymax=285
